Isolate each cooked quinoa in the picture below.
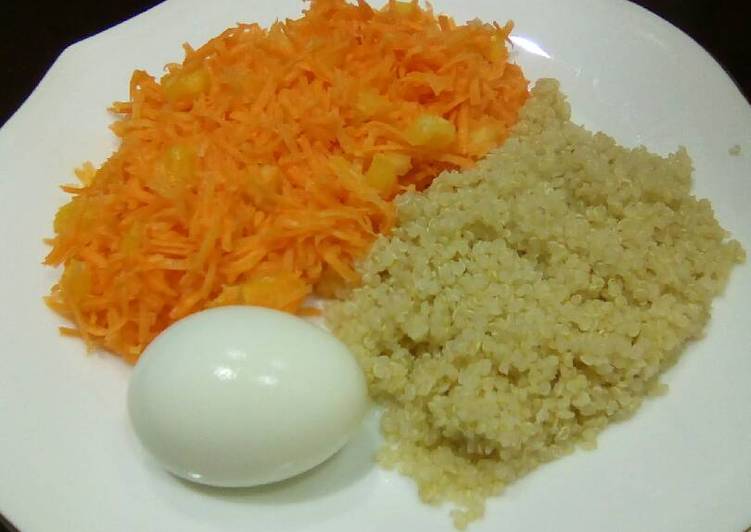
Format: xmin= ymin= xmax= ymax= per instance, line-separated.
xmin=326 ymin=79 xmax=745 ymax=528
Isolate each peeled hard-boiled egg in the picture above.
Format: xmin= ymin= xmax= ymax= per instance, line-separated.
xmin=127 ymin=305 xmax=369 ymax=487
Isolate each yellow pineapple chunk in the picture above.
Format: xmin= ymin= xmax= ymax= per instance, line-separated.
xmin=152 ymin=144 xmax=196 ymax=198
xmin=356 ymin=90 xmax=389 ymax=119
xmin=392 ymin=1 xmax=416 ymax=16
xmin=406 ymin=114 xmax=456 ymax=149
xmin=162 ymin=66 xmax=210 ymax=102
xmin=366 ymin=152 xmax=412 ymax=195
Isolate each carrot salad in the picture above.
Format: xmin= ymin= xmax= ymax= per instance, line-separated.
xmin=44 ymin=0 xmax=528 ymax=362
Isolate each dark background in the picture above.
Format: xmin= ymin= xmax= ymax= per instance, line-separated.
xmin=0 ymin=0 xmax=749 ymax=531
xmin=1 ymin=0 xmax=750 ymax=127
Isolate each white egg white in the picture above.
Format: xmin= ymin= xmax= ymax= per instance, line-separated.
xmin=128 ymin=305 xmax=369 ymax=487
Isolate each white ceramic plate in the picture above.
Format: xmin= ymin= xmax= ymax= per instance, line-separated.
xmin=1 ymin=1 xmax=749 ymax=531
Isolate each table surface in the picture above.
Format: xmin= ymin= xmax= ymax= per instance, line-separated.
xmin=1 ymin=1 xmax=749 ymax=531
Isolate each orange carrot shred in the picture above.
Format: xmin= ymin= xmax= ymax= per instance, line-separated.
xmin=44 ymin=0 xmax=528 ymax=361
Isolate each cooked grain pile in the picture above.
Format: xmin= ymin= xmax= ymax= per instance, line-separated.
xmin=326 ymin=79 xmax=745 ymax=528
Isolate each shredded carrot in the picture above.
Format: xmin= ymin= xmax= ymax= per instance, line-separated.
xmin=44 ymin=0 xmax=528 ymax=361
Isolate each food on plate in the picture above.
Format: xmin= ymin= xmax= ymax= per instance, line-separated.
xmin=327 ymin=79 xmax=745 ymax=528
xmin=128 ymin=305 xmax=368 ymax=487
xmin=38 ymin=0 xmax=746 ymax=526
xmin=43 ymin=0 xmax=528 ymax=362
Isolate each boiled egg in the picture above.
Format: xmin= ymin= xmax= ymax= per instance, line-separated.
xmin=127 ymin=305 xmax=369 ymax=487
